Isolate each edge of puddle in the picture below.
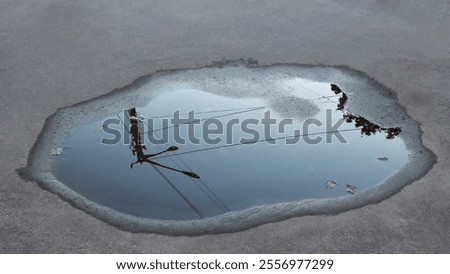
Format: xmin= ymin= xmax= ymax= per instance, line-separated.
xmin=17 ymin=59 xmax=437 ymax=236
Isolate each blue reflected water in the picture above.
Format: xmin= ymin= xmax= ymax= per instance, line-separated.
xmin=52 ymin=81 xmax=409 ymax=220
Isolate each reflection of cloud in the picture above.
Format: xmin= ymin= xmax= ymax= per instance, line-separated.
xmin=268 ymin=95 xmax=320 ymax=119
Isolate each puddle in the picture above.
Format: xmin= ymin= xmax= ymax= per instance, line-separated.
xmin=19 ymin=60 xmax=436 ymax=235
xmin=52 ymin=86 xmax=408 ymax=220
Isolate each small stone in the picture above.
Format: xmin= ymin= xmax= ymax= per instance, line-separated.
xmin=346 ymin=183 xmax=357 ymax=194
xmin=325 ymin=179 xmax=337 ymax=189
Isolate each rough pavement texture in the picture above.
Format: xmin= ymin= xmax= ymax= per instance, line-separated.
xmin=1 ymin=0 xmax=449 ymax=253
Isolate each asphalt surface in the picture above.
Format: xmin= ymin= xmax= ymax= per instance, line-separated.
xmin=1 ymin=0 xmax=449 ymax=253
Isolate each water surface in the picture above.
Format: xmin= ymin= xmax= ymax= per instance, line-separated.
xmin=53 ymin=79 xmax=409 ymax=220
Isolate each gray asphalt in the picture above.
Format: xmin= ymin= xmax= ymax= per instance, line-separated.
xmin=1 ymin=0 xmax=449 ymax=253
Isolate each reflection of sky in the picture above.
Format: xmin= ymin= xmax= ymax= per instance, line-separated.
xmin=53 ymin=79 xmax=410 ymax=220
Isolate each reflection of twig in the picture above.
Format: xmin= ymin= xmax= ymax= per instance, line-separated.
xmin=331 ymin=83 xmax=343 ymax=94
xmin=343 ymin=113 xmax=402 ymax=139
xmin=332 ymin=84 xmax=402 ymax=139
xmin=343 ymin=113 xmax=381 ymax=136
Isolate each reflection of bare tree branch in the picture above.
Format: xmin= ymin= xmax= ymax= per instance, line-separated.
xmin=385 ymin=127 xmax=402 ymax=139
xmin=343 ymin=113 xmax=381 ymax=136
xmin=331 ymin=84 xmax=402 ymax=139
xmin=337 ymin=92 xmax=348 ymax=111
xmin=331 ymin=83 xmax=343 ymax=94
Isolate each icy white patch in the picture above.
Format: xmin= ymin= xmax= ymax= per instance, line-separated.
xmin=50 ymin=148 xmax=63 ymax=156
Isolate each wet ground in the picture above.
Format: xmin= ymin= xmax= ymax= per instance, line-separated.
xmin=1 ymin=0 xmax=449 ymax=252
